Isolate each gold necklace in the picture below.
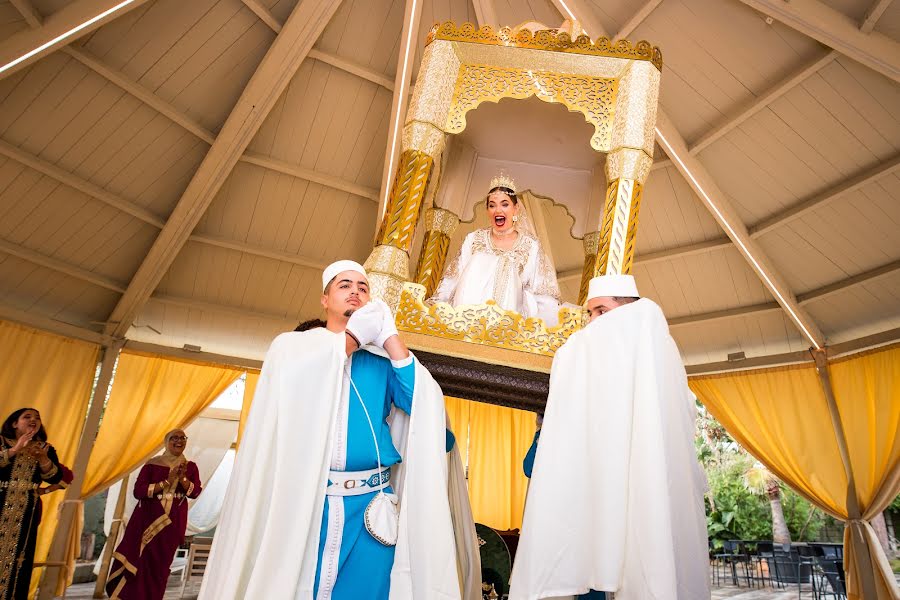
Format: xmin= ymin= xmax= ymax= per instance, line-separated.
xmin=492 ymin=227 xmax=517 ymax=238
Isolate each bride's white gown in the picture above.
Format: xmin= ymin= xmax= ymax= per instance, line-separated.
xmin=430 ymin=228 xmax=562 ymax=326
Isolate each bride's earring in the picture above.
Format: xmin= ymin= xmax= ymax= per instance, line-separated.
xmin=512 ymin=215 xmax=519 ymax=223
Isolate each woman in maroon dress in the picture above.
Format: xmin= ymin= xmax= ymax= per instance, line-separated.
xmin=106 ymin=429 xmax=201 ymax=599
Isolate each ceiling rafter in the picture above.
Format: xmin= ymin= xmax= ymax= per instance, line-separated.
xmin=103 ymin=0 xmax=345 ymax=338
xmin=9 ymin=0 xmax=43 ymax=27
xmin=0 ymin=301 xmax=113 ymax=345
xmin=735 ymin=0 xmax=900 ymax=83
xmin=612 ymin=0 xmax=663 ymax=41
xmin=0 ymin=0 xmax=153 ymax=80
xmin=551 ymin=0 xmax=825 ymax=348
xmin=240 ymin=0 xmax=395 ymax=91
xmin=860 ymin=0 xmax=894 ymax=33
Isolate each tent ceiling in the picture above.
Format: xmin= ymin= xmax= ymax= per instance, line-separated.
xmin=0 ymin=0 xmax=898 ymax=368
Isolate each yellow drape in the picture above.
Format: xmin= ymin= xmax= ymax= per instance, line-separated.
xmin=465 ymin=399 xmax=535 ymax=531
xmin=445 ymin=396 xmax=472 ymax=463
xmin=0 ymin=321 xmax=100 ymax=596
xmin=236 ymin=371 xmax=260 ymax=449
xmin=690 ymin=344 xmax=900 ymax=600
xmin=83 ymin=350 xmax=243 ymax=497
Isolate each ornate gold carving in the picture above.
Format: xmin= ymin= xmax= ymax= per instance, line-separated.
xmin=595 ymin=179 xmax=643 ymax=276
xmin=426 ymin=22 xmax=663 ymax=72
xmin=423 ymin=207 xmax=460 ymax=236
xmin=609 ymin=61 xmax=660 ymax=156
xmin=364 ymin=245 xmax=410 ymax=281
xmin=578 ymin=231 xmax=601 ymax=304
xmin=375 ymin=150 xmax=434 ymax=253
xmin=415 ymin=230 xmax=451 ymax=298
xmin=446 ymin=65 xmax=618 ymax=151
xmin=407 ymin=41 xmax=461 ymax=130
xmin=606 ymin=147 xmax=654 ymax=185
xmin=402 ymin=121 xmax=446 ymax=159
xmin=397 ymin=283 xmax=582 ymax=357
xmin=367 ymin=272 xmax=406 ymax=312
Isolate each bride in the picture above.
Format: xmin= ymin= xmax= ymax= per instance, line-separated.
xmin=429 ymin=174 xmax=563 ymax=325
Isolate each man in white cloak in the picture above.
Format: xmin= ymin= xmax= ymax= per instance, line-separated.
xmin=509 ymin=274 xmax=710 ymax=600
xmin=199 ymin=260 xmax=469 ymax=600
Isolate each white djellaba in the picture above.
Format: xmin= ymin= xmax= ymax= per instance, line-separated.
xmin=509 ymin=275 xmax=710 ymax=600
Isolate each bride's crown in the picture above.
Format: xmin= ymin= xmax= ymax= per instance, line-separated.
xmin=489 ymin=172 xmax=516 ymax=193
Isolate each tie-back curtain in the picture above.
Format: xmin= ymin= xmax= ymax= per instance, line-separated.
xmin=83 ymin=350 xmax=243 ymax=497
xmin=446 ymin=396 xmax=535 ymax=531
xmin=0 ymin=320 xmax=100 ymax=596
xmin=690 ymin=344 xmax=900 ymax=600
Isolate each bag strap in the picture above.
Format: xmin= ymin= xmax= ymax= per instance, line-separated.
xmin=345 ymin=366 xmax=384 ymax=480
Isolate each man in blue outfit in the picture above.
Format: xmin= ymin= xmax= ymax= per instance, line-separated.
xmin=200 ymin=260 xmax=465 ymax=600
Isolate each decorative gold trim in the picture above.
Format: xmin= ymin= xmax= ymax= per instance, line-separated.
xmin=365 ymin=245 xmax=411 ymax=281
xmin=426 ymin=22 xmax=663 ymax=71
xmin=415 ymin=230 xmax=451 ymax=298
xmin=403 ymin=331 xmax=553 ymax=373
xmin=396 ymin=283 xmax=582 ymax=357
xmin=595 ymin=179 xmax=643 ymax=276
xmin=375 ymin=150 xmax=435 ymax=253
xmin=0 ymin=451 xmax=37 ymax=596
xmin=446 ymin=65 xmax=618 ymax=152
xmin=402 ymin=121 xmax=446 ymax=159
xmin=578 ymin=232 xmax=601 ymax=305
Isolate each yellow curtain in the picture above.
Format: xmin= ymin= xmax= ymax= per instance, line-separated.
xmin=0 ymin=320 xmax=100 ymax=596
xmin=82 ymin=350 xmax=243 ymax=497
xmin=445 ymin=396 xmax=472 ymax=463
xmin=690 ymin=344 xmax=900 ymax=600
xmin=828 ymin=345 xmax=900 ymax=599
xmin=236 ymin=371 xmax=260 ymax=449
xmin=467 ymin=400 xmax=536 ymax=531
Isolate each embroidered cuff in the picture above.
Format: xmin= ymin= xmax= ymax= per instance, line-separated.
xmin=390 ymin=355 xmax=413 ymax=369
xmin=40 ymin=464 xmax=59 ymax=481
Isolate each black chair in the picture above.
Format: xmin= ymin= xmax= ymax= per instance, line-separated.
xmin=713 ymin=540 xmax=753 ymax=587
xmin=751 ymin=541 xmax=778 ymax=589
xmin=796 ymin=545 xmax=823 ymax=598
xmin=815 ymin=556 xmax=847 ymax=599
xmin=770 ymin=543 xmax=813 ymax=588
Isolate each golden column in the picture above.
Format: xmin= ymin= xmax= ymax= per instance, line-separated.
xmin=414 ymin=207 xmax=460 ymax=297
xmin=365 ymin=122 xmax=446 ymax=309
xmin=577 ymin=56 xmax=659 ymax=304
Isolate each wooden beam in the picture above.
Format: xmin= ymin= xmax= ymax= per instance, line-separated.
xmin=149 ymin=293 xmax=294 ymax=323
xmin=239 ymin=0 xmax=283 ymax=33
xmin=612 ymin=0 xmax=663 ymax=41
xmin=668 ymin=302 xmax=782 ymax=327
xmin=735 ymin=0 xmax=900 ymax=84
xmin=0 ymin=0 xmax=153 ymax=80
xmin=187 ymin=234 xmax=328 ymax=270
xmin=0 ymin=238 xmax=125 ymax=292
xmin=750 ymin=152 xmax=900 ymax=237
xmin=9 ymin=0 xmax=43 ymax=27
xmin=126 ymin=340 xmax=263 ymax=370
xmin=0 ymin=301 xmax=111 ymax=345
xmin=860 ymin=0 xmax=895 ymax=33
xmin=689 ymin=51 xmax=838 ymax=155
xmin=472 ymin=0 xmax=499 ymax=27
xmin=0 ymin=139 xmax=165 ymax=227
xmin=100 ymin=0 xmax=344 ymax=338
xmin=376 ymin=0 xmax=425 ymax=226
xmin=63 ymin=47 xmax=216 ymax=144
xmin=308 ymin=49 xmax=395 ymax=91
xmin=240 ymin=151 xmax=379 ymax=201
xmin=798 ymin=258 xmax=900 ymax=304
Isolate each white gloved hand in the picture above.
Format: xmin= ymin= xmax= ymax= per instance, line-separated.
xmin=374 ymin=299 xmax=399 ymax=347
xmin=345 ymin=301 xmax=384 ymax=349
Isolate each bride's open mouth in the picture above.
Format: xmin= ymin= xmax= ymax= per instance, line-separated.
xmin=494 ymin=215 xmax=507 ymax=227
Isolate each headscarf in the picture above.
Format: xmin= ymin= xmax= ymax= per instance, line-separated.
xmin=147 ymin=429 xmax=189 ymax=469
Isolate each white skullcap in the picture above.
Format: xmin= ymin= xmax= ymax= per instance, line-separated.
xmin=322 ymin=260 xmax=368 ymax=291
xmin=587 ymin=274 xmax=639 ymax=301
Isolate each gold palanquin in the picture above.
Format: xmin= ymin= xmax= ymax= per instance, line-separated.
xmin=364 ymin=22 xmax=662 ymax=368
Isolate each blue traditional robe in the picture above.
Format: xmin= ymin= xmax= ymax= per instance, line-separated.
xmin=313 ymin=349 xmax=414 ymax=600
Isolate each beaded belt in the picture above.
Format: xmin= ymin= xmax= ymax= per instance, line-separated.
xmin=326 ymin=467 xmax=391 ymax=497
xmin=154 ymin=492 xmax=187 ymax=500
xmin=0 ymin=480 xmax=39 ymax=491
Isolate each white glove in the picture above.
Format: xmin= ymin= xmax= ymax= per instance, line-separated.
xmin=374 ymin=299 xmax=399 ymax=347
xmin=345 ymin=301 xmax=384 ymax=348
